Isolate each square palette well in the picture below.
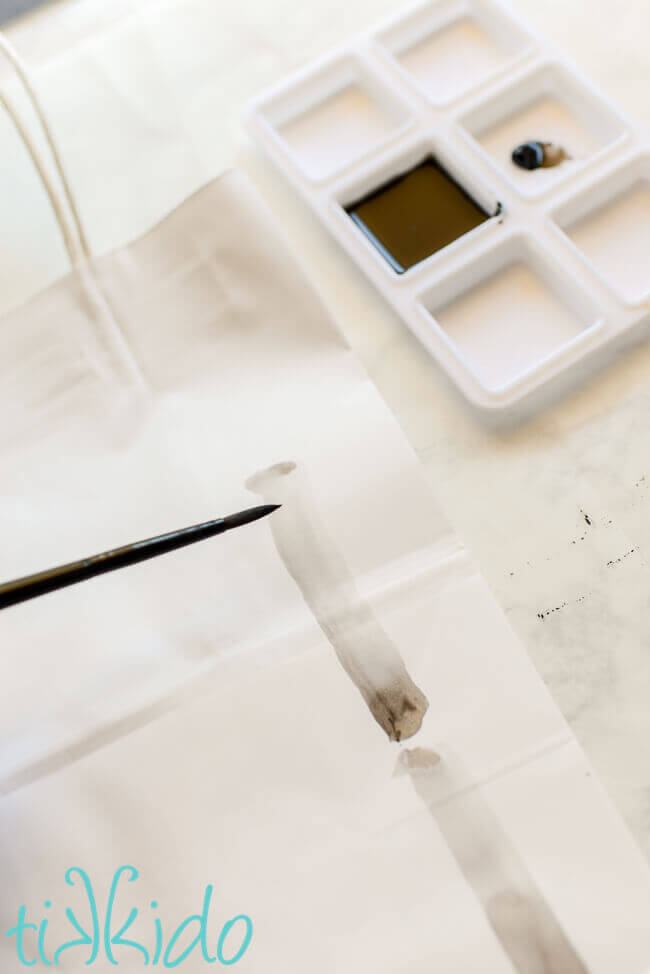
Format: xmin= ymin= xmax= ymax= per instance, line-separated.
xmin=419 ymin=236 xmax=601 ymax=391
xmin=377 ymin=0 xmax=531 ymax=106
xmin=461 ymin=63 xmax=627 ymax=197
xmin=346 ymin=156 xmax=494 ymax=273
xmin=256 ymin=56 xmax=412 ymax=182
xmin=553 ymin=157 xmax=650 ymax=306
xmin=247 ymin=0 xmax=646 ymax=418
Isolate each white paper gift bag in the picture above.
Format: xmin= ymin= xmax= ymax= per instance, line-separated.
xmin=0 ymin=40 xmax=650 ymax=973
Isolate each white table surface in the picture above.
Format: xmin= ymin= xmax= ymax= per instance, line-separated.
xmin=2 ymin=0 xmax=650 ymax=860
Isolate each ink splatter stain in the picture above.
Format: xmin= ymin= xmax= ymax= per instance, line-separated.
xmin=537 ymin=594 xmax=589 ymax=620
xmin=606 ymin=548 xmax=636 ymax=567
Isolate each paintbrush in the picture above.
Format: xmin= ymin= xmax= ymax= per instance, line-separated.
xmin=0 ymin=504 xmax=280 ymax=611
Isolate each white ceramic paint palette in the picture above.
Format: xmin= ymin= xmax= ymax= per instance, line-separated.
xmin=245 ymin=0 xmax=648 ymax=419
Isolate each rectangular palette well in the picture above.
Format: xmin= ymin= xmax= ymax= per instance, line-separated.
xmin=247 ymin=0 xmax=643 ymax=419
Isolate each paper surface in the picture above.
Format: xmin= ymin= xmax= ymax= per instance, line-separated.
xmin=0 ymin=169 xmax=649 ymax=971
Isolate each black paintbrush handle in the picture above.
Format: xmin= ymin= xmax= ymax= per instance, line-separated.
xmin=0 ymin=504 xmax=279 ymax=610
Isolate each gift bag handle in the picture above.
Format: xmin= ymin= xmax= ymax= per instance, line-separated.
xmin=0 ymin=32 xmax=90 ymax=266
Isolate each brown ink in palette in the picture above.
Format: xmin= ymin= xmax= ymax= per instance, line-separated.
xmin=346 ymin=156 xmax=494 ymax=273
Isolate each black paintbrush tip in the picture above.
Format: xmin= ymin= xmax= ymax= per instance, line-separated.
xmin=221 ymin=504 xmax=281 ymax=530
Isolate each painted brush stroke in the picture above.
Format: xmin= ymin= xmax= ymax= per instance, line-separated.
xmin=246 ymin=461 xmax=428 ymax=741
xmin=398 ymin=748 xmax=588 ymax=973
